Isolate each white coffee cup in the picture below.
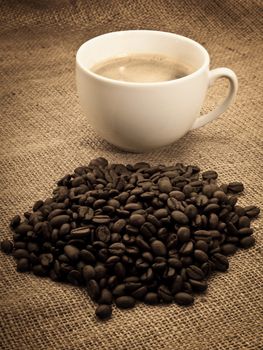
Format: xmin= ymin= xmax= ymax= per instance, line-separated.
xmin=76 ymin=30 xmax=238 ymax=152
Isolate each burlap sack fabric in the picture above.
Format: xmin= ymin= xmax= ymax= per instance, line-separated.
xmin=0 ymin=1 xmax=262 ymax=349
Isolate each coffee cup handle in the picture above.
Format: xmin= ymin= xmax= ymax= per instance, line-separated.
xmin=191 ymin=68 xmax=238 ymax=129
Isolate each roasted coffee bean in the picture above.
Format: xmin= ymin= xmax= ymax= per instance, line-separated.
xmin=15 ymin=223 xmax=33 ymax=235
xmin=184 ymin=205 xmax=198 ymax=219
xmin=243 ymin=206 xmax=260 ymax=218
xmin=115 ymin=296 xmax=136 ymax=309
xmin=132 ymin=286 xmax=148 ymax=300
xmin=114 ymin=262 xmax=126 ymax=279
xmin=1 ymin=239 xmax=13 ymax=254
xmin=112 ymin=219 xmax=126 ymax=233
xmin=228 ymin=182 xmax=244 ymax=193
xmin=50 ymin=215 xmax=70 ymax=228
xmin=17 ymin=258 xmax=29 ymax=272
xmin=109 ymin=243 xmax=126 ymax=255
xmin=194 ymin=249 xmax=208 ymax=262
xmin=144 ymin=292 xmax=159 ymax=304
xmin=94 ymin=264 xmax=107 ymax=280
xmin=174 ymin=292 xmax=194 ymax=305
xmin=87 ymin=279 xmax=100 ymax=300
xmin=177 ymin=227 xmax=191 ymax=242
xmin=189 ymin=279 xmax=208 ymax=292
xmin=154 ymin=208 xmax=168 ymax=219
xmin=92 ymin=215 xmax=111 ymax=224
xmin=64 ymin=245 xmax=80 ymax=261
xmin=83 ymin=265 xmax=96 ymax=282
xmin=186 ymin=265 xmax=205 ymax=280
xmin=98 ymin=289 xmax=113 ymax=305
xmin=239 ymin=236 xmax=255 ymax=249
xmin=151 ymin=240 xmax=167 ymax=256
xmin=238 ymin=216 xmax=250 ymax=228
xmin=70 ymin=226 xmax=90 ymax=238
xmin=158 ymin=285 xmax=173 ymax=303
xmin=96 ymin=225 xmax=111 ymax=242
xmin=95 ymin=304 xmax=112 ymax=319
xmin=171 ymin=211 xmax=189 ymax=224
xmin=129 ymin=214 xmax=145 ymax=227
xmin=179 ymin=241 xmax=194 ymax=255
xmin=238 ymin=228 xmax=253 ymax=236
xmin=220 ymin=244 xmax=237 ymax=255
xmin=13 ymin=249 xmax=29 ymax=259
xmin=158 ymin=177 xmax=172 ymax=193
xmin=211 ymin=253 xmax=229 ymax=272
xmin=202 ymin=170 xmax=218 ymax=180
xmin=10 ymin=215 xmax=21 ymax=228
xmin=195 ymin=240 xmax=209 ymax=252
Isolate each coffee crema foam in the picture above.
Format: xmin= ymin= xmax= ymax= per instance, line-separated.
xmin=90 ymin=53 xmax=194 ymax=83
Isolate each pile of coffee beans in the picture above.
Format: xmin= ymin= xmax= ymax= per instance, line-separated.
xmin=1 ymin=158 xmax=260 ymax=320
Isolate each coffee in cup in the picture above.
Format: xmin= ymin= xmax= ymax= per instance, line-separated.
xmin=90 ymin=53 xmax=195 ymax=83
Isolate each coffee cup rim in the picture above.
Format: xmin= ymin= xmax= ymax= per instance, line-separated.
xmin=76 ymin=30 xmax=210 ymax=86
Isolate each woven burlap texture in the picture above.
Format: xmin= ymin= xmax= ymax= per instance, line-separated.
xmin=0 ymin=1 xmax=262 ymax=349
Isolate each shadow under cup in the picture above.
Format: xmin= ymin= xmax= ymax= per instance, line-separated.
xmin=76 ymin=30 xmax=210 ymax=152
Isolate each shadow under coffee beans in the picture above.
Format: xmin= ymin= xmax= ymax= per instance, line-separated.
xmin=1 ymin=158 xmax=260 ymax=320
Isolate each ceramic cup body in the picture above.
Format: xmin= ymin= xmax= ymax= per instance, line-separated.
xmin=76 ymin=30 xmax=238 ymax=152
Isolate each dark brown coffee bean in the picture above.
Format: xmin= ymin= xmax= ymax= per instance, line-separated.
xmin=13 ymin=249 xmax=29 ymax=259
xmin=171 ymin=211 xmax=189 ymax=224
xmin=180 ymin=241 xmax=194 ymax=255
xmin=211 ymin=253 xmax=229 ymax=271
xmin=151 ymin=240 xmax=167 ymax=256
xmin=131 ymin=286 xmax=148 ymax=300
xmin=243 ymin=206 xmax=260 ymax=218
xmin=95 ymin=304 xmax=112 ymax=319
xmin=64 ymin=245 xmax=80 ymax=261
xmin=32 ymin=264 xmax=47 ymax=276
xmin=186 ymin=265 xmax=205 ymax=280
xmin=17 ymin=258 xmax=30 ymax=272
xmin=220 ymin=244 xmax=237 ymax=255
xmin=92 ymin=215 xmax=111 ymax=224
xmin=238 ymin=216 xmax=250 ymax=228
xmin=238 ymin=228 xmax=254 ymax=236
xmin=124 ymin=203 xmax=143 ymax=211
xmin=15 ymin=223 xmax=33 ymax=235
xmin=171 ymin=275 xmax=183 ymax=294
xmin=129 ymin=214 xmax=145 ymax=227
xmin=154 ymin=208 xmax=168 ymax=219
xmin=184 ymin=205 xmax=198 ymax=219
xmin=50 ymin=215 xmax=70 ymax=228
xmin=95 ymin=225 xmax=111 ymax=242
xmin=98 ymin=289 xmax=113 ymax=305
xmin=240 ymin=236 xmax=255 ymax=249
xmin=189 ymin=279 xmax=208 ymax=292
xmin=112 ymin=219 xmax=126 ymax=233
xmin=202 ymin=170 xmax=218 ymax=180
xmin=170 ymin=191 xmax=185 ymax=201
xmin=109 ymin=243 xmax=126 ymax=255
xmin=70 ymin=226 xmax=90 ymax=238
xmin=1 ymin=239 xmax=13 ymax=254
xmin=114 ymin=262 xmax=126 ymax=279
xmin=158 ymin=177 xmax=172 ymax=193
xmin=94 ymin=264 xmax=107 ymax=280
xmin=10 ymin=215 xmax=21 ymax=228
xmin=158 ymin=285 xmax=173 ymax=302
xmin=83 ymin=265 xmax=95 ymax=282
xmin=136 ymin=237 xmax=150 ymax=251
xmin=39 ymin=253 xmax=53 ymax=267
xmin=177 ymin=227 xmax=191 ymax=242
xmin=194 ymin=250 xmax=208 ymax=262
xmin=228 ymin=182 xmax=244 ymax=193
xmin=168 ymin=258 xmax=182 ymax=270
xmin=144 ymin=292 xmax=159 ymax=304
xmin=174 ymin=292 xmax=194 ymax=305
xmin=115 ymin=296 xmax=136 ymax=309
xmin=87 ymin=279 xmax=100 ymax=300
xmin=195 ymin=240 xmax=208 ymax=252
